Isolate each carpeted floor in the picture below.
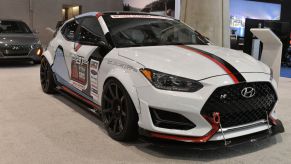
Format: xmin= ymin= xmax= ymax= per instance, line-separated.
xmin=281 ymin=67 xmax=291 ymax=78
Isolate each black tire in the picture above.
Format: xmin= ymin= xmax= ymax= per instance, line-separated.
xmin=33 ymin=59 xmax=41 ymax=64
xmin=102 ymin=78 xmax=138 ymax=141
xmin=40 ymin=57 xmax=56 ymax=94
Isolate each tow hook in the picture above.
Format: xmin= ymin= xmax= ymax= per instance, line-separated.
xmin=213 ymin=112 xmax=231 ymax=146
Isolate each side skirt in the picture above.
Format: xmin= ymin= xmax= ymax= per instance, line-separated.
xmin=56 ymin=85 xmax=102 ymax=116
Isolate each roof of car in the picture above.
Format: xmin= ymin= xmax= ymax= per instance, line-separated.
xmin=76 ymin=11 xmax=171 ymax=19
xmin=103 ymin=11 xmax=164 ymax=16
xmin=64 ymin=11 xmax=175 ymax=25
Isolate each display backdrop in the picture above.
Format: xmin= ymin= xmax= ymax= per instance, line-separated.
xmin=230 ymin=0 xmax=281 ymax=37
xmin=123 ymin=0 xmax=180 ymax=19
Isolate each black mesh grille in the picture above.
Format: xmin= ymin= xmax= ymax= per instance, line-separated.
xmin=0 ymin=45 xmax=30 ymax=56
xmin=201 ymin=82 xmax=277 ymax=128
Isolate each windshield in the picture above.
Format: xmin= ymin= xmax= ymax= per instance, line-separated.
xmin=103 ymin=14 xmax=208 ymax=48
xmin=0 ymin=20 xmax=32 ymax=34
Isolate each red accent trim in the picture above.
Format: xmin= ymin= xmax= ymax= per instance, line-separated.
xmin=269 ymin=115 xmax=278 ymax=125
xmin=177 ymin=45 xmax=239 ymax=84
xmin=61 ymin=86 xmax=101 ymax=110
xmin=96 ymin=12 xmax=103 ymax=19
xmin=74 ymin=43 xmax=82 ymax=52
xmin=151 ymin=114 xmax=220 ymax=143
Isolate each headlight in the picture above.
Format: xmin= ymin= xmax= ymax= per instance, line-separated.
xmin=140 ymin=68 xmax=203 ymax=92
xmin=31 ymin=40 xmax=41 ymax=49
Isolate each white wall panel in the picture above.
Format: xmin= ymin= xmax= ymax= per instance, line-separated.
xmin=180 ymin=0 xmax=230 ymax=47
xmin=0 ymin=0 xmax=123 ymax=45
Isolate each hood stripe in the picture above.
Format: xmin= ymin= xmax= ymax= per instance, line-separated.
xmin=178 ymin=45 xmax=246 ymax=84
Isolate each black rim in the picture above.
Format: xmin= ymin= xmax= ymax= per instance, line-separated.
xmin=40 ymin=59 xmax=49 ymax=90
xmin=102 ymin=82 xmax=128 ymax=135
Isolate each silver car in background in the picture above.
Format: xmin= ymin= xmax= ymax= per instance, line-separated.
xmin=0 ymin=19 xmax=42 ymax=63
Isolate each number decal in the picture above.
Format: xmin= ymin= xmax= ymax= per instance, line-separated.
xmin=71 ymin=55 xmax=88 ymax=90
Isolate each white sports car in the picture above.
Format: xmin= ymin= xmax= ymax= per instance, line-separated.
xmin=41 ymin=12 xmax=284 ymax=145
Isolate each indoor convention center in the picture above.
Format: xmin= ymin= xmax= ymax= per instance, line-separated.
xmin=0 ymin=0 xmax=290 ymax=163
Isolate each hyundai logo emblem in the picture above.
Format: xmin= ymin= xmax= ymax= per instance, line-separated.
xmin=241 ymin=87 xmax=256 ymax=98
xmin=12 ymin=46 xmax=20 ymax=50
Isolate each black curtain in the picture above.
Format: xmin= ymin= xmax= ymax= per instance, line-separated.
xmin=281 ymin=0 xmax=291 ymax=30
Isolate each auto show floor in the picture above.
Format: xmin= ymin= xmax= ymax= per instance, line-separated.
xmin=0 ymin=62 xmax=290 ymax=164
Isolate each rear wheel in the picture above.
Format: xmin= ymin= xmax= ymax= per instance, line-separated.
xmin=102 ymin=79 xmax=138 ymax=141
xmin=40 ymin=57 xmax=56 ymax=94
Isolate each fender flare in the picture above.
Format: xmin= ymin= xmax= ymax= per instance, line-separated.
xmin=42 ymin=51 xmax=54 ymax=66
xmin=101 ymin=68 xmax=141 ymax=114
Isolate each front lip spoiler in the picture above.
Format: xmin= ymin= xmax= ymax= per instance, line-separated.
xmin=139 ymin=120 xmax=284 ymax=149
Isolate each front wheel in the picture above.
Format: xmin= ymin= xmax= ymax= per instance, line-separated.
xmin=40 ymin=57 xmax=56 ymax=94
xmin=102 ymin=79 xmax=138 ymax=141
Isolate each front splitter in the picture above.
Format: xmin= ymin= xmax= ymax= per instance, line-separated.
xmin=139 ymin=120 xmax=284 ymax=150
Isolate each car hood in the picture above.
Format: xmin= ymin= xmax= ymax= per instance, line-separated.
xmin=0 ymin=33 xmax=38 ymax=45
xmin=118 ymin=45 xmax=270 ymax=80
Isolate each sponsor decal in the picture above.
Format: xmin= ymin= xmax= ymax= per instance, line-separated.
xmin=111 ymin=15 xmax=172 ymax=20
xmin=71 ymin=55 xmax=88 ymax=90
xmin=90 ymin=59 xmax=99 ymax=101
xmin=107 ymin=60 xmax=137 ymax=72
xmin=71 ymin=81 xmax=85 ymax=91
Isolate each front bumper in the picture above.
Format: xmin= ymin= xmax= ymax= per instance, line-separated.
xmin=0 ymin=45 xmax=42 ymax=61
xmin=140 ymin=120 xmax=284 ymax=148
xmin=136 ymin=73 xmax=283 ymax=143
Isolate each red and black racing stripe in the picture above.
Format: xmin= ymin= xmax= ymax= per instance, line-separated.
xmin=178 ymin=45 xmax=246 ymax=84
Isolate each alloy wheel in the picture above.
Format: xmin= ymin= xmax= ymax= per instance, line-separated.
xmin=102 ymin=82 xmax=128 ymax=135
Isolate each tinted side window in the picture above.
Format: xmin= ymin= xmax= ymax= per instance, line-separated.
xmin=76 ymin=17 xmax=106 ymax=44
xmin=0 ymin=21 xmax=31 ymax=34
xmin=61 ymin=20 xmax=78 ymax=41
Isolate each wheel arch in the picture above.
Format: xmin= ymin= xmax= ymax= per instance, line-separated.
xmin=42 ymin=45 xmax=64 ymax=66
xmin=42 ymin=50 xmax=54 ymax=66
xmin=57 ymin=45 xmax=64 ymax=51
xmin=101 ymin=70 xmax=141 ymax=114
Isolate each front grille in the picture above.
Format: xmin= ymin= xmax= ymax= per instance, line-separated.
xmin=201 ymin=82 xmax=277 ymax=128
xmin=0 ymin=45 xmax=31 ymax=56
xmin=150 ymin=108 xmax=196 ymax=130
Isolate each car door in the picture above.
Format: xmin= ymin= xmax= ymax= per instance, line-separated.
xmin=52 ymin=20 xmax=79 ymax=84
xmin=70 ymin=16 xmax=108 ymax=102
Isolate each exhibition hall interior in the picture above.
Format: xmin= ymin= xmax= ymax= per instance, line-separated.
xmin=0 ymin=0 xmax=290 ymax=163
